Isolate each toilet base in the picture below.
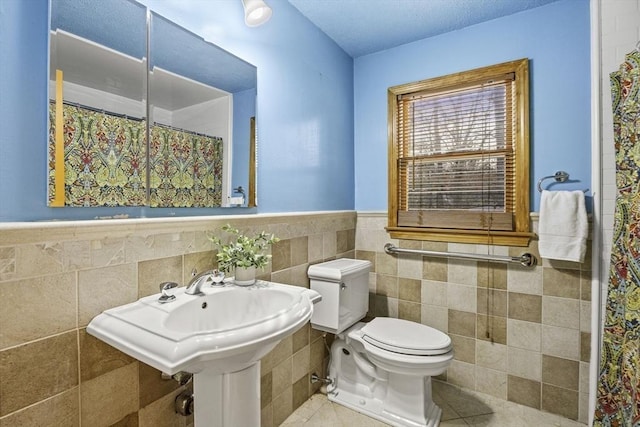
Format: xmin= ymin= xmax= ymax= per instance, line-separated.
xmin=328 ymin=387 xmax=442 ymax=427
xmin=327 ymin=331 xmax=446 ymax=427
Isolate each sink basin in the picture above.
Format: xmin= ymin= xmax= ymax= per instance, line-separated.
xmin=87 ymin=280 xmax=321 ymax=375
xmin=164 ymin=286 xmax=297 ymax=334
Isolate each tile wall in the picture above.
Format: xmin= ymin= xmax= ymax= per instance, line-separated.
xmin=0 ymin=210 xmax=591 ymax=426
xmin=355 ymin=212 xmax=592 ymax=424
xmin=0 ymin=211 xmax=356 ymax=427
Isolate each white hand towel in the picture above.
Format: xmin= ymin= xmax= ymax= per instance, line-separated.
xmin=538 ymin=190 xmax=588 ymax=262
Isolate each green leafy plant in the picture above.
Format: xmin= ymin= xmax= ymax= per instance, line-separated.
xmin=209 ymin=224 xmax=279 ymax=272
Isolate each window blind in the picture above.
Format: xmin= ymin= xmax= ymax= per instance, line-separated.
xmin=396 ymin=75 xmax=516 ymax=231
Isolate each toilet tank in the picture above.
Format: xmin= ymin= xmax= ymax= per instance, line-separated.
xmin=308 ymin=258 xmax=372 ymax=334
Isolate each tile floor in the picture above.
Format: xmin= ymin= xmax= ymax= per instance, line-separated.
xmin=280 ymin=380 xmax=587 ymax=426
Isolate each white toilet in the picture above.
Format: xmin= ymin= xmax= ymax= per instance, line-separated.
xmin=308 ymin=258 xmax=453 ymax=427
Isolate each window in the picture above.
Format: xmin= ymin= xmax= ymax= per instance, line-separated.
xmin=387 ymin=59 xmax=532 ymax=246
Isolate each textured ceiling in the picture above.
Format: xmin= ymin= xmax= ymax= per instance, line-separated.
xmin=288 ymin=0 xmax=564 ymax=57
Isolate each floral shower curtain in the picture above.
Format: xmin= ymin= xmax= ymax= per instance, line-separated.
xmin=49 ymin=102 xmax=224 ymax=208
xmin=594 ymin=49 xmax=640 ymax=426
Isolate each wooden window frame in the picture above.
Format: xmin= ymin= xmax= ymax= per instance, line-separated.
xmin=386 ymin=59 xmax=532 ymax=246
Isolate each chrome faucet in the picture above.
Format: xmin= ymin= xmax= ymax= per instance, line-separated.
xmin=185 ymin=269 xmax=225 ymax=295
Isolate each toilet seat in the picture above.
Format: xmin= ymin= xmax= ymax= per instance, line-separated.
xmin=360 ymin=317 xmax=452 ymax=356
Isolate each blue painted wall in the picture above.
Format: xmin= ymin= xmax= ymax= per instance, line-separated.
xmin=353 ymin=0 xmax=591 ymax=212
xmin=0 ymin=0 xmax=590 ymax=221
xmin=0 ymin=0 xmax=354 ymax=221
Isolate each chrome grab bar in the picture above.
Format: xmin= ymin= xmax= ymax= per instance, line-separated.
xmin=384 ymin=243 xmax=536 ymax=267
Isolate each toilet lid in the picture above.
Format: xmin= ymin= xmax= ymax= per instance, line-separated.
xmin=361 ymin=318 xmax=452 ymax=356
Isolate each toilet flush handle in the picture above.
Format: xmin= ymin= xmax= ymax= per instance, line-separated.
xmin=340 ymin=282 xmax=346 ymax=291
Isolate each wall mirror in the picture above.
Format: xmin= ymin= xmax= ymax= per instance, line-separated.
xmin=49 ymin=0 xmax=257 ymax=210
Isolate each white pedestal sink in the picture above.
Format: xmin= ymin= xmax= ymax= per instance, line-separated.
xmin=87 ymin=280 xmax=321 ymax=426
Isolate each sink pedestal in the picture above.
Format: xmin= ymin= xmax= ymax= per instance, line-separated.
xmin=194 ymin=362 xmax=260 ymax=427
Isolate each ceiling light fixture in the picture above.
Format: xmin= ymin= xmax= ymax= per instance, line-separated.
xmin=241 ymin=0 xmax=272 ymax=27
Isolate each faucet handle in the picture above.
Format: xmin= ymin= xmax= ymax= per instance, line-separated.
xmin=158 ymin=281 xmax=178 ymax=303
xmin=211 ymin=269 xmax=225 ymax=286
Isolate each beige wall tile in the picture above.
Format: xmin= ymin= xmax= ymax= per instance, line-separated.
xmin=322 ymin=232 xmax=337 ymax=259
xmin=309 ymin=337 xmax=326 ymax=378
xmin=261 ymin=371 xmax=273 ymax=409
xmin=508 ymin=292 xmax=541 ymax=323
xmin=272 ymin=387 xmax=293 ymax=427
xmin=90 ymin=237 xmax=126 ymax=269
xmin=292 ymin=346 xmax=310 ymax=382
xmin=292 ymin=375 xmax=310 ymax=412
xmin=80 ymin=328 xmax=135 ymax=382
xmin=398 ymin=300 xmax=421 ymax=323
xmin=581 ymin=332 xmax=591 ymax=363
xmin=81 ymin=362 xmax=139 ymax=426
xmin=476 ymin=340 xmax=507 ymax=371
xmin=0 ymin=247 xmax=16 ymax=281
xmin=507 ymin=265 xmax=542 ymax=295
xmin=475 ymin=367 xmax=507 ymax=400
xmin=579 ymin=362 xmax=590 ymax=394
xmin=292 ymin=324 xmax=309 ymax=354
xmin=542 ymin=355 xmax=579 ymax=391
xmin=336 ymin=229 xmax=354 ymax=254
xmin=291 ymin=236 xmax=310 ymax=266
xmin=272 ymin=357 xmax=292 ymax=397
xmin=543 ymin=267 xmax=580 ymax=299
xmin=183 ymin=250 xmax=217 ymax=283
xmin=14 ymin=244 xmax=65 ymax=279
xmin=477 ymin=314 xmax=506 ymax=345
xmin=125 ymin=233 xmax=192 ymax=264
xmin=451 ymin=334 xmax=475 ymax=364
xmin=397 ymin=254 xmax=422 ymax=280
xmin=477 ymin=262 xmax=507 ymax=290
xmin=0 ymin=331 xmax=78 ymax=416
xmin=261 ymin=403 xmax=273 ymax=427
xmin=448 ymin=310 xmax=476 ymax=338
xmin=0 ymin=387 xmax=79 ymax=427
xmin=270 ymin=268 xmax=292 ymax=285
xmin=398 ymin=277 xmax=421 ymax=302
xmin=580 ymin=300 xmax=591 ymax=332
xmin=421 ymin=280 xmax=447 ymax=306
xmin=541 ymin=383 xmax=579 ymax=420
xmin=272 ymin=239 xmax=291 ymax=272
xmin=508 ymin=347 xmax=541 ymax=381
xmin=421 ymin=305 xmax=448 ymax=332
xmin=477 ymin=288 xmax=507 ymax=317
xmin=308 ymin=234 xmax=324 ymax=263
xmin=507 ymin=375 xmax=540 ymax=409
xmin=447 ymin=360 xmax=475 ymax=389
xmin=0 ymin=272 xmax=76 ymax=349
xmin=448 ymin=260 xmax=477 ymax=286
xmin=374 ymin=295 xmax=398 ymax=318
xmin=376 ymin=274 xmax=398 ymax=298
xmin=507 ymin=319 xmax=541 ymax=351
xmin=138 ymin=256 xmax=183 ymax=298
xmin=447 ymin=283 xmax=476 ymax=313
xmin=78 ymin=263 xmax=137 ymax=327
xmin=376 ymin=252 xmax=397 ymax=276
xmin=262 ymin=336 xmax=292 ymax=374
xmin=423 ymin=258 xmax=448 ymax=282
xmin=138 ymin=362 xmax=181 ymax=408
xmin=542 ymin=296 xmax=580 ymax=328
xmin=542 ymin=325 xmax=580 ymax=360
xmin=579 ymin=391 xmax=589 ymax=424
xmin=580 ymin=271 xmax=591 ymax=301
xmin=138 ymin=387 xmax=187 ymax=427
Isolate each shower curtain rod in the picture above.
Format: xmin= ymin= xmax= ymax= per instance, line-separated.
xmin=384 ymin=243 xmax=536 ymax=267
